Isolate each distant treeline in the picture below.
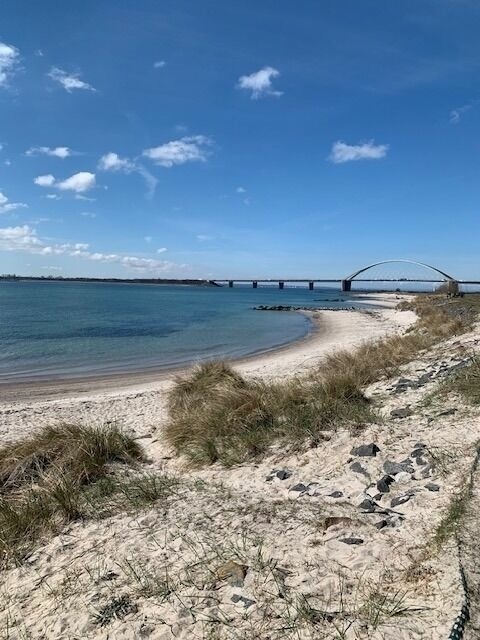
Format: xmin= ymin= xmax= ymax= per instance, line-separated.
xmin=0 ymin=275 xmax=218 ymax=286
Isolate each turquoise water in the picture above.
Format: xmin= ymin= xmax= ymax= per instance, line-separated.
xmin=0 ymin=281 xmax=374 ymax=382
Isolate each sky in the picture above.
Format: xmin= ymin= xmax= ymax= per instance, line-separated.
xmin=1 ymin=0 xmax=480 ymax=280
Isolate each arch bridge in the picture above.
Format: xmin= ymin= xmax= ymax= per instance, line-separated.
xmin=341 ymin=259 xmax=458 ymax=292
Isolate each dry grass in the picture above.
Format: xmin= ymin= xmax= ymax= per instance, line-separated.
xmin=442 ymin=356 xmax=480 ymax=405
xmin=0 ymin=424 xmax=179 ymax=567
xmin=166 ymin=295 xmax=478 ymax=467
xmin=166 ymin=362 xmax=374 ymax=466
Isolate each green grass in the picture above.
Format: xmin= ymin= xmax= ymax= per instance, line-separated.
xmin=165 ymin=295 xmax=479 ymax=467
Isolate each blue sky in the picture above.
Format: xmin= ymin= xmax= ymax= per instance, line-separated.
xmin=1 ymin=0 xmax=479 ymax=279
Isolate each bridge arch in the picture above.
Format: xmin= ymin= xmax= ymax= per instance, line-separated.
xmin=342 ymin=259 xmax=457 ymax=292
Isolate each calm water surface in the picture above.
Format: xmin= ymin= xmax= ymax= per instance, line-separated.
xmin=0 ymin=281 xmax=376 ymax=382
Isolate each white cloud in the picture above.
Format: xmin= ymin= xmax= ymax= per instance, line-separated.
xmin=449 ymin=104 xmax=472 ymax=124
xmin=45 ymin=193 xmax=61 ymax=200
xmin=98 ymin=152 xmax=158 ymax=198
xmin=0 ymin=224 xmax=185 ymax=273
xmin=48 ymin=67 xmax=96 ymax=93
xmin=236 ymin=186 xmax=246 ymax=193
xmin=98 ymin=152 xmax=134 ymax=172
xmin=329 ymin=140 xmax=389 ymax=164
xmin=26 ymin=146 xmax=74 ymax=159
xmin=154 ymin=60 xmax=166 ymax=69
xmin=0 ymin=191 xmax=27 ymax=214
xmin=144 ymin=235 xmax=152 ymax=243
xmin=143 ymin=135 xmax=212 ymax=167
xmin=196 ymin=234 xmax=213 ymax=242
xmin=41 ymin=265 xmax=63 ymax=271
xmin=80 ymin=211 xmax=96 ymax=218
xmin=75 ymin=194 xmax=96 ymax=202
xmin=0 ymin=41 xmax=19 ymax=88
xmin=237 ymin=66 xmax=282 ymax=99
xmin=57 ymin=172 xmax=96 ymax=193
xmin=34 ymin=174 xmax=56 ymax=187
xmin=157 ymin=247 xmax=167 ymax=253
xmin=35 ymin=172 xmax=96 ymax=193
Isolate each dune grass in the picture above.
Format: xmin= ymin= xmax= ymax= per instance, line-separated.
xmin=440 ymin=356 xmax=480 ymax=405
xmin=165 ymin=295 xmax=478 ymax=467
xmin=0 ymin=424 xmax=178 ymax=567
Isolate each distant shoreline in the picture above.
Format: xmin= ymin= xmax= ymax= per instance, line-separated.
xmin=0 ymin=276 xmax=217 ymax=286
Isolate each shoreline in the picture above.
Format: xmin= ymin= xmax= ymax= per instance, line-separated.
xmin=0 ymin=293 xmax=414 ymax=405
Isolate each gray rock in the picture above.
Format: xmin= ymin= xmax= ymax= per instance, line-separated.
xmin=390 ymin=407 xmax=413 ymax=418
xmin=425 ymin=483 xmax=440 ymax=492
xmin=358 ymin=497 xmax=378 ymax=512
xmin=275 ymin=469 xmax=292 ymax=481
xmin=410 ymin=448 xmax=426 ymax=459
xmin=417 ymin=373 xmax=433 ymax=385
xmin=415 ymin=456 xmax=428 ymax=466
xmin=437 ymin=408 xmax=457 ymax=417
xmin=340 ymin=537 xmax=364 ymax=545
xmin=376 ymin=475 xmax=394 ymax=493
xmin=350 ymin=461 xmax=369 ymax=477
xmin=290 ymin=483 xmax=307 ymax=493
xmin=383 ymin=460 xmax=414 ymax=475
xmin=350 ymin=443 xmax=380 ymax=457
xmin=375 ymin=519 xmax=390 ymax=530
xmin=328 ymin=491 xmax=343 ymax=498
xmin=391 ymin=494 xmax=411 ymax=508
xmin=231 ymin=594 xmax=256 ymax=608
xmin=414 ymin=442 xmax=427 ymax=449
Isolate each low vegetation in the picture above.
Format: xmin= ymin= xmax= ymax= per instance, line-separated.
xmin=0 ymin=424 xmax=176 ymax=567
xmin=441 ymin=356 xmax=480 ymax=405
xmin=166 ymin=295 xmax=479 ymax=466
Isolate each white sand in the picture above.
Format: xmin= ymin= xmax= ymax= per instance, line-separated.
xmin=2 ymin=293 xmax=478 ymax=639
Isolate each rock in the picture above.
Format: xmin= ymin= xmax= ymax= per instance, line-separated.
xmin=417 ymin=373 xmax=433 ymax=385
xmin=394 ymin=472 xmax=412 ymax=484
xmin=373 ymin=493 xmax=384 ymax=501
xmin=414 ymin=442 xmax=427 ymax=449
xmin=328 ymin=491 xmax=343 ymax=498
xmin=383 ymin=460 xmax=414 ymax=475
xmin=272 ymin=469 xmax=292 ymax=481
xmin=425 ymin=483 xmax=440 ymax=492
xmin=376 ymin=475 xmax=395 ymax=493
xmin=290 ymin=483 xmax=308 ymax=493
xmin=375 ymin=519 xmax=390 ymax=530
xmin=415 ymin=457 xmax=428 ymax=466
xmin=358 ymin=497 xmax=378 ymax=512
xmin=350 ymin=462 xmax=369 ymax=477
xmin=350 ymin=443 xmax=380 ymax=457
xmin=216 ymin=561 xmax=248 ymax=587
xmin=391 ymin=494 xmax=411 ymax=508
xmin=390 ymin=407 xmax=413 ymax=418
xmin=340 ymin=537 xmax=364 ymax=545
xmin=410 ymin=448 xmax=426 ymax=459
xmin=231 ymin=594 xmax=256 ymax=608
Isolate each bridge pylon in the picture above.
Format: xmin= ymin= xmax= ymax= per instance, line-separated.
xmin=341 ymin=279 xmax=351 ymax=292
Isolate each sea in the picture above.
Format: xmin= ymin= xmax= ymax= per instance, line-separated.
xmin=0 ymin=280 xmax=385 ymax=382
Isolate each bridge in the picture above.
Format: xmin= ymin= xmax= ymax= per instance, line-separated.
xmin=213 ymin=259 xmax=480 ymax=291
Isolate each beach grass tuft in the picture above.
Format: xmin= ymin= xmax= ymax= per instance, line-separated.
xmin=0 ymin=424 xmax=179 ymax=567
xmin=165 ymin=295 xmax=478 ymax=467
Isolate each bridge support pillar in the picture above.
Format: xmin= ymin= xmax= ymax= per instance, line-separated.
xmin=309 ymin=281 xmax=314 ymax=291
xmin=279 ymin=281 xmax=284 ymax=290
xmin=252 ymin=281 xmax=257 ymax=288
xmin=341 ymin=279 xmax=351 ymax=292
xmin=228 ymin=280 xmax=234 ymax=288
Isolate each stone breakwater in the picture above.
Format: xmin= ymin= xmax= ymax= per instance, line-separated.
xmin=254 ymin=304 xmax=358 ymax=311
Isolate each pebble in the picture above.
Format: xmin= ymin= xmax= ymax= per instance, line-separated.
xmin=340 ymin=537 xmax=364 ymax=545
xmin=394 ymin=472 xmax=412 ymax=484
xmin=358 ymin=497 xmax=378 ymax=512
xmin=231 ymin=594 xmax=256 ymax=608
xmin=350 ymin=461 xmax=369 ymax=477
xmin=289 ymin=483 xmax=307 ymax=493
xmin=328 ymin=490 xmax=344 ymax=498
xmin=376 ymin=475 xmax=394 ymax=493
xmin=391 ymin=494 xmax=411 ymax=507
xmin=425 ymin=483 xmax=440 ymax=492
xmin=350 ymin=443 xmax=380 ymax=457
xmin=384 ymin=460 xmax=414 ymax=475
